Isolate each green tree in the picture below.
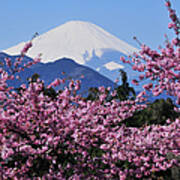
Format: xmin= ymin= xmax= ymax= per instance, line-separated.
xmin=113 ymin=69 xmax=136 ymax=101
xmin=122 ymin=98 xmax=180 ymax=127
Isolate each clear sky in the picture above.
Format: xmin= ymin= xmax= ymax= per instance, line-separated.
xmin=0 ymin=0 xmax=179 ymax=51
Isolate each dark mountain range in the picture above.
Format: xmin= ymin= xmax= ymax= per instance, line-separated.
xmin=0 ymin=52 xmax=175 ymax=103
xmin=0 ymin=52 xmax=116 ymax=95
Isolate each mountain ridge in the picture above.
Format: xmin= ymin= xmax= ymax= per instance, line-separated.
xmin=2 ymin=20 xmax=138 ymax=65
xmin=0 ymin=52 xmax=116 ymax=95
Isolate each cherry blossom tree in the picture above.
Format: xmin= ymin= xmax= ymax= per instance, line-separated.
xmin=0 ymin=1 xmax=179 ymax=179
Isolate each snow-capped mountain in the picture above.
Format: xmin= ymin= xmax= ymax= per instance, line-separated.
xmin=3 ymin=21 xmax=138 ymax=65
xmin=2 ymin=20 xmax=143 ymax=90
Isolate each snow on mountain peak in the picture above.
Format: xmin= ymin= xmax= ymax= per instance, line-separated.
xmin=104 ymin=61 xmax=124 ymax=71
xmin=3 ymin=20 xmax=138 ymax=64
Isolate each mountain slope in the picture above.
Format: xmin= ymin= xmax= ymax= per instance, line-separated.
xmin=2 ymin=20 xmax=144 ymax=91
xmin=3 ymin=21 xmax=138 ymax=65
xmin=0 ymin=52 xmax=115 ymax=94
xmin=0 ymin=52 xmax=174 ymax=102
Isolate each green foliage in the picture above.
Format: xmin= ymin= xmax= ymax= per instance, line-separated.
xmin=113 ymin=69 xmax=136 ymax=101
xmin=30 ymin=73 xmax=58 ymax=99
xmin=86 ymin=87 xmax=100 ymax=101
xmin=43 ymin=87 xmax=57 ymax=99
xmin=86 ymin=70 xmax=136 ymax=101
xmin=28 ymin=73 xmax=40 ymax=83
xmin=122 ymin=98 xmax=180 ymax=127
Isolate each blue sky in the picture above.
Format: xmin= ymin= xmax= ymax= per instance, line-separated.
xmin=0 ymin=0 xmax=179 ymax=51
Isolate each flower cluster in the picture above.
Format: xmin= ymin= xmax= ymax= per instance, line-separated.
xmin=165 ymin=0 xmax=180 ymax=37
xmin=120 ymin=1 xmax=180 ymax=105
xmin=0 ymin=73 xmax=147 ymax=178
xmin=0 ymin=1 xmax=179 ymax=179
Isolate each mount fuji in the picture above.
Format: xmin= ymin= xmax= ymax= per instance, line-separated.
xmin=2 ymin=20 xmax=144 ymax=91
xmin=3 ymin=21 xmax=138 ymax=64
